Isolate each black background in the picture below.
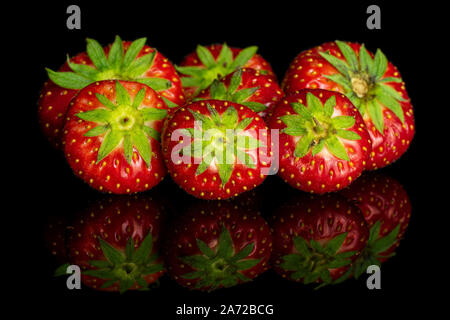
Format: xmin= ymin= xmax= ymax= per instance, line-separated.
xmin=10 ymin=0 xmax=443 ymax=318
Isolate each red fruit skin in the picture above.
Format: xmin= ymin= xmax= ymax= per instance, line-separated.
xmin=38 ymin=41 xmax=184 ymax=148
xmin=63 ymin=80 xmax=167 ymax=194
xmin=45 ymin=216 xmax=70 ymax=262
xmin=161 ymin=100 xmax=272 ymax=200
xmin=340 ymin=173 xmax=411 ymax=261
xmin=266 ymin=89 xmax=372 ymax=193
xmin=196 ymin=68 xmax=285 ymax=118
xmin=282 ymin=42 xmax=415 ymax=169
xmin=180 ymin=44 xmax=276 ymax=100
xmin=271 ymin=194 xmax=369 ymax=282
xmin=165 ymin=200 xmax=272 ymax=290
xmin=67 ymin=195 xmax=165 ymax=292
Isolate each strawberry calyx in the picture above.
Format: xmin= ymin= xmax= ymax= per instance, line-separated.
xmin=55 ymin=232 xmax=163 ymax=293
xmin=179 ymin=103 xmax=263 ymax=186
xmin=281 ymin=92 xmax=361 ymax=161
xmin=75 ymin=81 xmax=167 ymax=167
xmin=318 ymin=40 xmax=406 ymax=134
xmin=280 ymin=233 xmax=356 ymax=288
xmin=46 ymin=36 xmax=172 ymax=93
xmin=179 ymin=226 xmax=260 ymax=291
xmin=195 ymin=69 xmax=267 ymax=113
xmin=352 ymin=221 xmax=401 ymax=279
xmin=176 ymin=44 xmax=258 ymax=96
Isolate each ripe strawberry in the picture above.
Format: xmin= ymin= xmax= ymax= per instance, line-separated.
xmin=177 ymin=44 xmax=275 ymax=100
xmin=195 ymin=68 xmax=284 ymax=117
xmin=62 ymin=195 xmax=165 ymax=293
xmin=266 ymin=89 xmax=371 ymax=193
xmin=282 ymin=40 xmax=415 ymax=169
xmin=340 ymin=173 xmax=411 ymax=278
xmin=162 ymin=100 xmax=272 ymax=200
xmin=271 ymin=194 xmax=369 ymax=287
xmin=45 ymin=215 xmax=70 ymax=262
xmin=39 ymin=36 xmax=184 ymax=148
xmin=63 ymin=80 xmax=168 ymax=194
xmin=164 ymin=200 xmax=272 ymax=291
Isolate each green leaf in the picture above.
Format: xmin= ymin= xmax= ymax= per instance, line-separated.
xmin=83 ymin=269 xmax=116 ymax=279
xmin=325 ymin=135 xmax=350 ymax=161
xmin=133 ymin=232 xmax=153 ymax=264
xmin=54 ymin=263 xmax=70 ymax=277
xmin=371 ymin=224 xmax=400 ymax=254
xmin=76 ymin=109 xmax=111 ymax=123
xmin=236 ymin=135 xmax=260 ymax=150
xmin=180 ymin=255 xmax=209 ymax=270
xmin=235 ymin=259 xmax=260 ymax=271
xmin=182 ymin=271 xmax=203 ymax=280
xmin=124 ymin=51 xmax=156 ymax=78
xmin=217 ymin=163 xmax=233 ymax=187
xmin=123 ymin=135 xmax=133 ymax=164
xmin=324 ymin=232 xmax=348 ymax=255
xmin=336 ymin=129 xmax=361 ymax=140
xmin=232 ymin=243 xmax=255 ymax=261
xmin=216 ymin=226 xmax=234 ymax=259
xmin=131 ymin=129 xmax=152 ymax=167
xmin=294 ymin=134 xmax=313 ymax=158
xmin=235 ymin=117 xmax=253 ymax=131
xmin=125 ymin=237 xmax=134 ymax=260
xmin=232 ymin=87 xmax=258 ymax=102
xmin=67 ymin=56 xmax=99 ymax=79
xmin=281 ymin=254 xmax=303 ymax=271
xmin=221 ymin=106 xmax=239 ymax=129
xmin=122 ymin=37 xmax=147 ymax=70
xmin=358 ymin=44 xmax=374 ymax=74
xmin=378 ymin=83 xmax=406 ymax=101
xmin=97 ymin=129 xmax=123 ymax=163
xmin=86 ymin=38 xmax=109 ymax=71
xmin=323 ymin=96 xmax=336 ymax=117
xmin=324 ymin=74 xmax=352 ymax=92
xmin=369 ymin=221 xmax=382 ymax=243
xmin=161 ymin=96 xmax=179 ymax=108
xmin=331 ymin=116 xmax=355 ymax=129
xmin=319 ymin=269 xmax=333 ymax=284
xmin=367 ymin=100 xmax=384 ymax=134
xmin=46 ymin=68 xmax=93 ymax=90
xmin=230 ymin=46 xmax=258 ymax=70
xmin=311 ymin=139 xmax=325 ymax=155
xmin=137 ymin=77 xmax=172 ymax=91
xmin=142 ymin=264 xmax=164 ymax=275
xmin=217 ymin=43 xmax=233 ymax=67
xmin=207 ymin=104 xmax=221 ymax=125
xmin=228 ymin=69 xmax=243 ymax=93
xmin=98 ymin=238 xmax=125 ymax=265
xmin=196 ymin=239 xmax=216 ymax=258
xmin=95 ymin=93 xmax=117 ymax=110
xmin=141 ymin=108 xmax=168 ymax=121
xmin=84 ymin=125 xmax=109 ymax=137
xmin=115 ymin=81 xmax=131 ymax=105
xmin=293 ymin=236 xmax=311 ymax=257
xmin=290 ymin=104 xmax=313 ymax=120
xmin=379 ymin=77 xmax=402 ymax=83
xmin=335 ymin=40 xmax=358 ymax=71
xmin=242 ymin=102 xmax=267 ymax=113
xmin=88 ymin=260 xmax=111 ymax=268
xmin=196 ymin=158 xmax=211 ymax=176
xmin=209 ymin=80 xmax=227 ymax=99
xmin=290 ymin=269 xmax=306 ymax=280
xmin=176 ymin=65 xmax=205 ymax=77
xmin=132 ymin=89 xmax=146 ymax=110
xmin=143 ymin=126 xmax=161 ymax=141
xmin=318 ymin=51 xmax=350 ymax=77
xmin=309 ymin=240 xmax=324 ymax=253
xmin=100 ymin=279 xmax=118 ymax=289
xmin=373 ymin=49 xmax=388 ymax=79
xmin=196 ymin=45 xmax=216 ymax=68
xmin=119 ymin=278 xmax=135 ymax=294
xmin=108 ymin=35 xmax=124 ymax=70
xmin=376 ymin=94 xmax=405 ymax=123
xmin=306 ymin=92 xmax=324 ymax=114
xmin=236 ymin=149 xmax=255 ymax=168
xmin=235 ymin=272 xmax=251 ymax=283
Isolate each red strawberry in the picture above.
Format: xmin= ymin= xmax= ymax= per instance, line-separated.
xmin=63 ymin=80 xmax=168 ymax=194
xmin=195 ymin=68 xmax=284 ymax=117
xmin=340 ymin=173 xmax=411 ymax=278
xmin=39 ymin=36 xmax=184 ymax=148
xmin=271 ymin=194 xmax=369 ymax=287
xmin=266 ymin=89 xmax=371 ymax=193
xmin=165 ymin=200 xmax=272 ymax=291
xmin=63 ymin=195 xmax=165 ymax=293
xmin=282 ymin=40 xmax=415 ymax=169
xmin=177 ymin=44 xmax=275 ymax=100
xmin=45 ymin=215 xmax=70 ymax=262
xmin=162 ymin=100 xmax=272 ymax=199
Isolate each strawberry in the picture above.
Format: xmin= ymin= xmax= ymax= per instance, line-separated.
xmin=161 ymin=100 xmax=272 ymax=200
xmin=164 ymin=200 xmax=272 ymax=291
xmin=271 ymin=194 xmax=369 ymax=287
xmin=39 ymin=36 xmax=184 ymax=148
xmin=266 ymin=89 xmax=371 ymax=193
xmin=282 ymin=40 xmax=415 ymax=169
xmin=176 ymin=44 xmax=275 ymax=100
xmin=63 ymin=80 xmax=168 ymax=194
xmin=340 ymin=173 xmax=411 ymax=278
xmin=61 ymin=195 xmax=165 ymax=293
xmin=195 ymin=68 xmax=284 ymax=117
